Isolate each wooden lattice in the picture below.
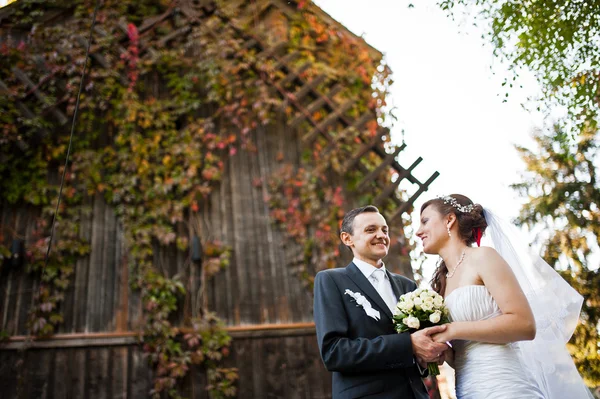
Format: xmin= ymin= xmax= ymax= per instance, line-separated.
xmin=1 ymin=0 xmax=438 ymax=222
xmin=201 ymin=0 xmax=440 ymax=222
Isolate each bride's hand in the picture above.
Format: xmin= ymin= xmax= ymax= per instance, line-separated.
xmin=431 ymin=323 xmax=454 ymax=343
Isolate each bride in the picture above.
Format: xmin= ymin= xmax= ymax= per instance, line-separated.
xmin=416 ymin=194 xmax=592 ymax=399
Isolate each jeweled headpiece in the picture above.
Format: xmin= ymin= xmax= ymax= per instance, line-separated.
xmin=438 ymin=195 xmax=474 ymax=213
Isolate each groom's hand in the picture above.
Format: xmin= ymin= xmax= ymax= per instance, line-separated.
xmin=410 ymin=325 xmax=449 ymax=363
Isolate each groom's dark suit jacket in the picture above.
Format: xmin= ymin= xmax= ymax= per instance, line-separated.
xmin=314 ymin=262 xmax=429 ymax=399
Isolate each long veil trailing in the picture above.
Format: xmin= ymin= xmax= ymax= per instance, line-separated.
xmin=482 ymin=208 xmax=593 ymax=399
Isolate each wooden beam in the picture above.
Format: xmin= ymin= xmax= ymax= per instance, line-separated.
xmin=0 ymin=322 xmax=317 ymax=350
xmin=355 ymin=144 xmax=404 ymax=192
xmin=302 ymin=98 xmax=355 ymax=143
xmin=373 ymin=156 xmax=422 ymax=207
xmin=279 ymin=61 xmax=312 ymax=86
xmin=387 ymin=171 xmax=440 ymax=222
xmin=12 ymin=67 xmax=68 ymax=125
xmin=342 ymin=127 xmax=387 ymax=173
xmin=290 ymin=84 xmax=342 ymax=127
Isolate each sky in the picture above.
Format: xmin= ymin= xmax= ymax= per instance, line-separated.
xmin=312 ymin=0 xmax=547 ymax=279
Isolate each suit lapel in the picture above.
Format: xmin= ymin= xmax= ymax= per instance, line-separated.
xmin=387 ymin=270 xmax=406 ymax=303
xmin=346 ymin=262 xmax=393 ymax=321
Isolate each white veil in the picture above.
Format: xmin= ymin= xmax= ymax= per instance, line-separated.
xmin=482 ymin=208 xmax=593 ymax=399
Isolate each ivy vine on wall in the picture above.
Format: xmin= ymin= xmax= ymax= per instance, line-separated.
xmin=0 ymin=0 xmax=406 ymax=397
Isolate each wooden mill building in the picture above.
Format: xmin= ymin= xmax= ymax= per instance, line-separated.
xmin=0 ymin=0 xmax=438 ymax=397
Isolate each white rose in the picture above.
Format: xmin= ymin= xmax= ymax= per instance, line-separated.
xmin=404 ymin=316 xmax=420 ymax=329
xmin=414 ymin=288 xmax=423 ymax=296
xmin=433 ymin=296 xmax=444 ymax=307
xmin=403 ymin=299 xmax=414 ymax=311
xmin=423 ymin=302 xmax=435 ymax=312
xmin=413 ymin=297 xmax=423 ymax=307
xmin=393 ymin=307 xmax=402 ymax=316
xmin=429 ymin=311 xmax=441 ymax=324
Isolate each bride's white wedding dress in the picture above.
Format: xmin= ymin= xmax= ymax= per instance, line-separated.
xmin=447 ymin=284 xmax=544 ymax=399
xmin=441 ymin=209 xmax=592 ymax=399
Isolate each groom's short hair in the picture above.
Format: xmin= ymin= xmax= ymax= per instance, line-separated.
xmin=341 ymin=205 xmax=380 ymax=235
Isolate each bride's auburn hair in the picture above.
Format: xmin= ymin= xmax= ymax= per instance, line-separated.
xmin=421 ymin=194 xmax=488 ymax=295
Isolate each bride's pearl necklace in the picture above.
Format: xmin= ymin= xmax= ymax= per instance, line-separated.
xmin=445 ymin=248 xmax=467 ymax=278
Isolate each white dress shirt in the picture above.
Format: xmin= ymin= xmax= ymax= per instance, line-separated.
xmin=353 ymin=257 xmax=397 ymax=312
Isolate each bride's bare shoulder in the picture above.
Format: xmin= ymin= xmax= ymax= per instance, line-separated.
xmin=470 ymin=246 xmax=503 ymax=262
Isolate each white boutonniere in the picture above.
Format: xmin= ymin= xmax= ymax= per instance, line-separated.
xmin=344 ymin=289 xmax=381 ymax=321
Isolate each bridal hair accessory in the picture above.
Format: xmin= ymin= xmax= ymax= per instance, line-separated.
xmin=438 ymin=195 xmax=474 ymax=213
xmin=344 ymin=289 xmax=380 ymax=321
xmin=473 ymin=227 xmax=482 ymax=247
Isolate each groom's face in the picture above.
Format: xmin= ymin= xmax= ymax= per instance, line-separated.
xmin=342 ymin=212 xmax=390 ymax=263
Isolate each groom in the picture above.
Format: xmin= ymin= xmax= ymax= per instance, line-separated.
xmin=314 ymin=205 xmax=448 ymax=399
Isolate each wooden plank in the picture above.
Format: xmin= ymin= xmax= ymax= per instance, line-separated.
xmin=248 ymin=128 xmax=271 ymax=323
xmin=0 ymin=206 xmax=11 ymax=332
xmin=302 ymin=98 xmax=355 ymax=143
xmin=0 ymin=351 xmax=20 ymax=399
xmin=12 ymin=67 xmax=68 ymax=125
xmin=387 ymin=171 xmax=440 ymax=222
xmin=251 ymin=336 xmax=265 ymax=398
xmin=114 ymin=235 xmax=128 ymax=332
xmin=232 ymin=338 xmax=253 ymax=397
xmin=282 ymin=335 xmax=304 ymax=399
xmin=290 ymin=74 xmax=327 ymax=102
xmin=271 ymin=51 xmax=300 ymax=72
xmin=157 ymin=25 xmax=192 ymax=47
xmin=127 ymin=346 xmax=152 ymax=398
xmin=256 ymin=41 xmax=287 ymax=61
xmin=216 ymin=146 xmax=236 ymax=324
xmin=69 ymin=348 xmax=87 ymax=397
xmin=16 ymin=208 xmax=37 ymax=335
xmin=342 ymin=127 xmax=388 ymax=173
xmin=86 ymin=347 xmax=109 ymax=399
xmin=227 ymin=138 xmax=252 ymax=324
xmin=280 ymin=61 xmax=312 ymax=86
xmin=53 ymin=349 xmax=69 ymax=398
xmin=265 ymin=337 xmax=285 ymax=398
xmin=100 ymin=199 xmax=114 ymax=331
xmin=240 ymin=139 xmax=261 ymax=322
xmin=24 ymin=349 xmax=52 ymax=399
xmin=86 ymin=194 xmax=104 ymax=331
xmin=289 ymin=84 xmax=343 ymax=127
xmin=255 ymin=124 xmax=281 ymax=322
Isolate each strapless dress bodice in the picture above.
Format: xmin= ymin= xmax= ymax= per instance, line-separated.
xmin=445 ymin=285 xmax=543 ymax=399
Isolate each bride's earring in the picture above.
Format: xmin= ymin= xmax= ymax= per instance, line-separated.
xmin=447 ymin=226 xmax=452 ymax=238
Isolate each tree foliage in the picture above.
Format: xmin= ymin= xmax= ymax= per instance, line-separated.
xmin=439 ymin=0 xmax=600 ymax=133
xmin=512 ymin=126 xmax=600 ymax=387
xmin=438 ymin=0 xmax=600 ymax=389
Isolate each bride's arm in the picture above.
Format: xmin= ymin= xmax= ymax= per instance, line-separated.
xmin=433 ymin=247 xmax=536 ymax=344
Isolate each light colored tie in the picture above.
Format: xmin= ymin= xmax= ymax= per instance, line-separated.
xmin=372 ymin=269 xmax=396 ymax=313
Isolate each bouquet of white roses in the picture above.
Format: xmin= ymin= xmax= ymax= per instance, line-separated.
xmin=392 ymin=288 xmax=450 ymax=376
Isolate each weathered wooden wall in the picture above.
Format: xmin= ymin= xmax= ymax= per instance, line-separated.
xmin=0 ymin=118 xmax=341 ymax=398
xmin=0 ymin=328 xmax=330 ymax=399
xmin=0 ymin=1 xmax=422 ymax=397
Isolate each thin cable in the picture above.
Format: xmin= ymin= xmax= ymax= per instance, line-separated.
xmin=40 ymin=1 xmax=101 ymax=297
